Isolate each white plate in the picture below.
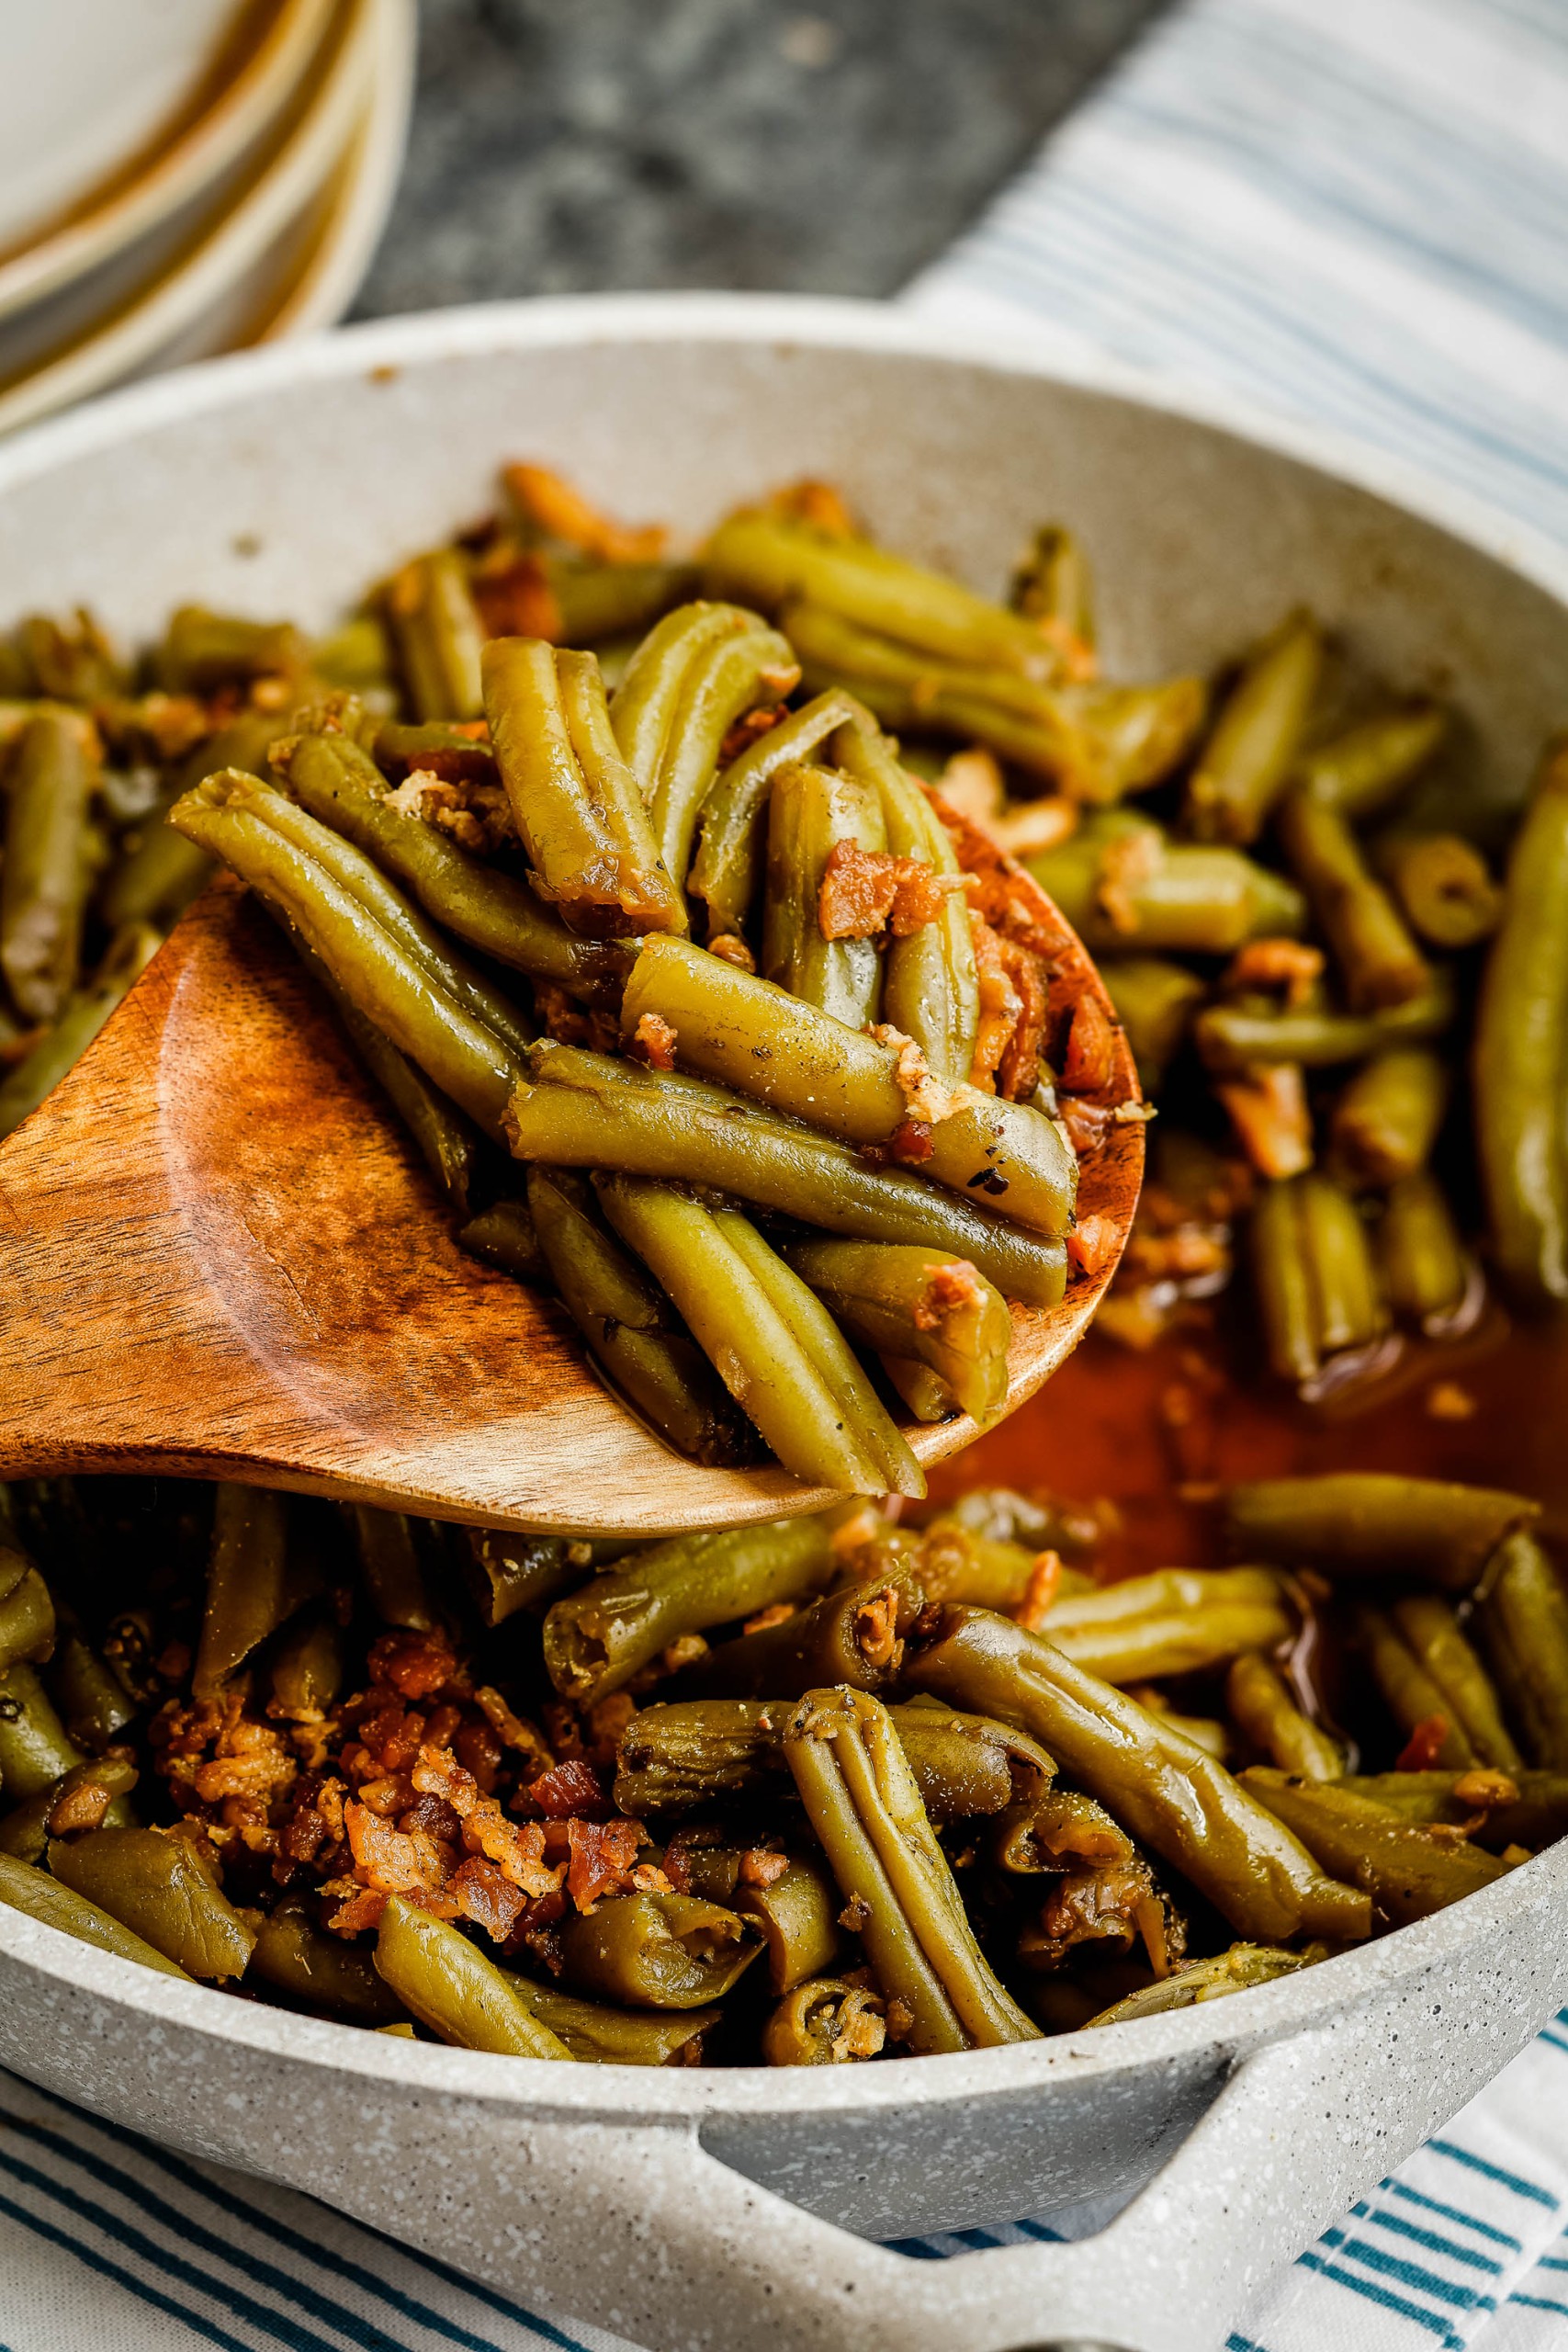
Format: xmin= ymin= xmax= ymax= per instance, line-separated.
xmin=0 ymin=0 xmax=336 ymax=324
xmin=0 ymin=0 xmax=391 ymax=437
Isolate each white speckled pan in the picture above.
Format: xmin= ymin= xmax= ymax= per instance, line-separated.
xmin=0 ymin=297 xmax=1565 ymax=2352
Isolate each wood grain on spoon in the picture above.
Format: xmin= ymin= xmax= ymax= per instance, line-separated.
xmin=0 ymin=872 xmax=1143 ymax=1536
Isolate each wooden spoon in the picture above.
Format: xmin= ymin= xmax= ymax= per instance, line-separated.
xmin=0 ymin=874 xmax=1143 ymax=1537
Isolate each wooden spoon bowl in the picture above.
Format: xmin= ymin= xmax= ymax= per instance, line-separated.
xmin=0 ymin=871 xmax=1142 ymax=1536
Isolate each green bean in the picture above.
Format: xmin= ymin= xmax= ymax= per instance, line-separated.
xmin=620 ymin=935 xmax=1077 ymax=1239
xmin=0 ymin=1756 xmax=138 ymax=1865
xmin=880 ymin=1358 xmax=955 ymax=1421
xmin=1225 ymin=1654 xmax=1343 ymax=1781
xmin=0 ymin=922 xmax=161 ymax=1139
xmin=1240 ymin=1769 xmax=1512 ymax=1927
xmin=1295 ymin=703 xmax=1448 ymax=821
xmin=1043 ymin=1569 xmax=1293 ymax=1686
xmin=1029 ymin=811 xmax=1308 ymax=955
xmin=1475 ymin=1532 xmax=1568 ymax=1770
xmin=988 ymin=1788 xmax=1132 ymax=1874
xmin=689 ymin=691 xmax=861 ymax=938
xmin=1098 ymin=956 xmax=1204 ymax=1091
xmin=1340 ymin=1770 xmax=1568 ymax=1852
xmin=907 ymin=1605 xmax=1371 ymax=1942
xmin=172 ymin=779 xmax=526 ymax=1138
xmin=1196 ymin=972 xmax=1455 ymax=1073
xmin=1329 ymin=1048 xmax=1447 ymax=1186
xmin=1392 ymin=1595 xmax=1521 ymax=1771
xmin=349 ymin=1507 xmax=435 ymax=1630
xmin=1186 ymin=611 xmax=1322 ymax=843
xmin=830 ymin=707 xmax=981 ymax=1085
xmin=596 ymin=1176 xmax=923 ymax=1495
xmin=784 ymin=597 xmax=1202 ymax=797
xmin=762 ymin=1977 xmax=887 ymax=2064
xmin=704 ymin=510 xmax=1064 ymax=678
xmin=505 ymin=1973 xmax=718 ymax=2064
xmin=784 ymin=1686 xmax=1039 ymax=2052
xmin=941 ymin=1487 xmax=1102 ymax=1559
xmin=482 ymin=639 xmax=685 ymax=934
xmin=543 ymin=1514 xmax=834 ymax=1703
xmin=610 ymin=601 xmax=799 ymax=886
xmin=1472 ymin=740 xmax=1568 ymax=1302
xmin=559 ymin=1892 xmax=761 ymax=2008
xmin=0 ymin=1665 xmax=84 ymax=1798
xmin=547 ymin=558 xmax=703 ymax=647
xmin=916 ymin=1514 xmax=1091 ymax=1609
xmin=101 ymin=711 xmax=286 ymax=931
xmin=463 ymin=1527 xmax=584 ymax=1626
xmin=191 ymin=1484 xmax=291 ymax=1701
xmin=611 ymin=1697 xmax=1048 ymax=1822
xmin=368 ymin=719 xmax=494 ymax=782
xmin=1359 ymin=1606 xmax=1473 ymax=1768
xmin=506 ymin=1046 xmax=1069 ymax=1305
xmin=1010 ymin=525 xmax=1095 ymax=653
xmin=525 ymin=1165 xmax=749 ymax=1466
xmin=0 ymin=1850 xmax=189 ymax=1977
xmin=312 ymin=613 xmax=393 ymax=693
xmin=1224 ymin=1474 xmax=1539 ymax=1590
xmin=1277 ymin=786 xmax=1432 ymax=1012
xmin=680 ymin=1571 xmax=924 ymax=1700
xmin=1377 ymin=832 xmax=1502 ymax=949
xmin=15 ymin=611 xmax=124 ymax=701
xmin=270 ymin=1611 xmax=343 ymax=1720
xmin=762 ymin=760 xmax=886 ymax=1027
xmin=49 ymin=1632 xmax=137 ymax=1752
xmin=297 ymin=939 xmax=483 ymax=1216
xmin=1 ymin=708 xmax=97 ymax=1021
xmin=373 ymin=1895 xmax=573 ymax=2055
xmin=730 ymin=1857 xmax=841 ymax=1996
xmin=457 ymin=1197 xmax=547 ymax=1282
xmin=0 ymin=1546 xmax=54 ymax=1676
xmin=1378 ymin=1170 xmax=1471 ymax=1328
xmin=1298 ymin=1171 xmax=1387 ymax=1353
xmin=156 ymin=606 xmax=308 ymax=694
xmin=249 ymin=1892 xmax=407 ymax=2022
xmin=273 ymin=726 xmax=627 ymax=997
xmin=1087 ymin=1944 xmax=1318 ymax=2027
xmin=49 ymin=1828 xmax=254 ymax=1978
xmin=382 ymin=549 xmax=485 ymax=721
xmin=782 ymin=1238 xmax=1010 ymax=1430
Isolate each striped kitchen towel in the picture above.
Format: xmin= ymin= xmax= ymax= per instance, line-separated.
xmin=0 ymin=2018 xmax=1565 ymax=2351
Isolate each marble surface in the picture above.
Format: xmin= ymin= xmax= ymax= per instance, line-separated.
xmin=353 ymin=0 xmax=1168 ymax=315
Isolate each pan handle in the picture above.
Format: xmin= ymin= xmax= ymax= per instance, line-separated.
xmin=362 ymin=2007 xmax=1451 ymax=2352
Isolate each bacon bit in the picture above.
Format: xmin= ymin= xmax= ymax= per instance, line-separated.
xmin=1120 ymin=1227 xmax=1229 ymax=1285
xmin=411 ymin=1747 xmax=561 ymax=1897
xmin=344 ymin=1801 xmax=458 ymax=1908
xmin=1060 ymin=991 xmax=1117 ymax=1094
xmin=533 ymin=983 xmax=621 ymax=1054
xmin=707 ymin=932 xmax=756 ymax=971
xmin=853 ymin=1584 xmax=904 ymax=1672
xmin=1012 ymin=1550 xmax=1064 ymax=1632
xmin=384 ymin=768 xmax=516 ymax=857
xmin=888 ymin=1117 xmax=934 ymax=1163
xmin=471 ymin=551 xmax=563 ymax=640
xmin=329 ymin=1883 xmax=389 ymax=1934
xmin=830 ymin=1506 xmax=885 ymax=1559
xmin=1056 ymin=1097 xmax=1111 ymax=1159
xmin=632 ymin=1010 xmax=679 ymax=1069
xmin=1070 ymin=1211 xmax=1128 ymax=1284
xmin=868 ymin=1024 xmax=961 ymax=1126
xmin=990 ymin=798 xmax=1079 ymax=858
xmin=631 ymin=1861 xmax=675 ymax=1894
xmin=449 ymin=1854 xmax=528 ymax=1939
xmin=504 ymin=462 xmax=668 ymax=561
xmin=1396 ymin=1714 xmax=1453 ymax=1772
xmin=585 ymin=1690 xmax=637 ymax=1751
xmin=742 ymin=1601 xmax=797 ymax=1636
xmin=839 ymin=1894 xmax=873 ymax=1933
xmin=370 ymin=1631 xmax=460 ymax=1703
xmin=473 ymin=1686 xmax=553 ymax=1771
xmin=995 ymin=934 xmax=1049 ymax=1102
xmin=818 ymin=841 xmax=958 ymax=941
xmin=1223 ymin=937 xmax=1325 ymax=1009
xmin=355 ymin=1772 xmax=415 ymax=1817
xmin=1095 ymin=827 xmax=1160 ymax=937
xmin=1426 ymin=1381 xmax=1477 ymax=1422
xmin=761 ymin=479 xmax=859 ymax=537
xmin=718 ymin=705 xmax=788 ymax=763
xmin=739 ymin=1848 xmax=791 ymax=1890
xmin=565 ymin=1816 xmax=644 ymax=1912
xmin=1214 ymin=1063 xmax=1313 ymax=1180
xmin=522 ymin=1758 xmax=608 ymax=1820
xmin=969 ymin=919 xmax=1023 ymax=1091
xmin=1452 ymin=1770 xmax=1518 ymax=1809
xmin=46 ymin=1778 xmax=119 ymax=1836
xmin=934 ymin=748 xmax=1006 ymax=828
xmin=913 ymin=1259 xmax=984 ymax=1333
xmin=661 ymin=1633 xmax=709 ymax=1675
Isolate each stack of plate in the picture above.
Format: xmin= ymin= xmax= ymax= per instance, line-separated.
xmin=0 ymin=0 xmax=415 ymax=436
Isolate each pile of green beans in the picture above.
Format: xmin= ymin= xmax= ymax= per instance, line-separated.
xmin=0 ymin=1459 xmax=1560 ymax=2064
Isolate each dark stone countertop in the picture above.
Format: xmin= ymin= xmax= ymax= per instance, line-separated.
xmin=354 ymin=0 xmax=1168 ymax=316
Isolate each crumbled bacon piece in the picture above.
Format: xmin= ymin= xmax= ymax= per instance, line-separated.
xmin=46 ymin=1778 xmax=119 ymax=1836
xmin=1066 ymin=1215 xmax=1122 ymax=1279
xmin=994 ymin=934 xmax=1049 ymax=1102
xmin=742 ymin=1601 xmax=797 ymax=1636
xmin=534 ymin=984 xmax=620 ymax=1054
xmin=969 ymin=919 xmax=1023 ymax=1091
xmin=707 ymin=932 xmax=756 ymax=971
xmin=913 ymin=1259 xmax=984 ymax=1333
xmin=449 ymin=1854 xmax=528 ymax=1940
xmin=1012 ymin=1550 xmax=1064 ymax=1632
xmin=632 ymin=1010 xmax=678 ymax=1069
xmin=384 ymin=768 xmax=516 ymax=857
xmin=818 ymin=841 xmax=956 ymax=941
xmin=564 ymin=1816 xmax=644 ymax=1912
xmin=344 ymin=1800 xmax=458 ymax=1910
xmin=933 ymin=748 xmax=1004 ymax=828
xmin=868 ymin=1025 xmax=959 ymax=1126
xmin=989 ymin=798 xmax=1079 ymax=858
xmin=761 ymin=480 xmax=858 ymax=537
xmin=852 ymin=1583 xmax=904 ymax=1673
xmin=1056 ymin=1096 xmax=1111 ymax=1159
xmin=1060 ymin=992 xmax=1117 ymax=1094
xmin=369 ymin=1631 xmax=461 ymax=1703
xmin=471 ymin=551 xmax=563 ymax=640
xmin=739 ymin=1848 xmax=790 ymax=1890
xmin=719 ymin=705 xmax=788 ymax=763
xmin=1396 ymin=1714 xmax=1452 ymax=1772
xmin=1452 ymin=1770 xmax=1518 ymax=1809
xmin=1223 ymin=937 xmax=1325 ymax=1008
xmin=1214 ymin=1063 xmax=1313 ymax=1181
xmin=411 ymin=1746 xmax=562 ymax=1898
xmin=888 ymin=1117 xmax=934 ymax=1163
xmin=504 ymin=463 xmax=669 ymax=561
xmin=1094 ymin=827 xmax=1160 ymax=937
xmin=521 ymin=1758 xmax=608 ymax=1820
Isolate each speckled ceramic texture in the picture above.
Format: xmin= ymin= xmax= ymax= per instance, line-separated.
xmin=1 ymin=298 xmax=1566 ymax=2352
